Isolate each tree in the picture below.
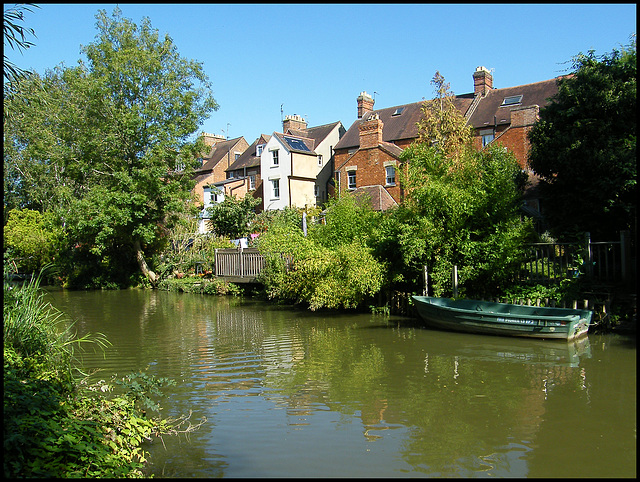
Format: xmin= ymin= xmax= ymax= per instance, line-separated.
xmin=3 ymin=3 xmax=39 ymax=83
xmin=528 ymin=38 xmax=636 ymax=240
xmin=206 ymin=195 xmax=260 ymax=239
xmin=385 ymin=72 xmax=533 ymax=297
xmin=3 ymin=8 xmax=218 ymax=287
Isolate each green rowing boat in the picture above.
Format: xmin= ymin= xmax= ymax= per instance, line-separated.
xmin=412 ymin=296 xmax=592 ymax=340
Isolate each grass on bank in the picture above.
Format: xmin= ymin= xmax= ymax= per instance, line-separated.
xmin=3 ymin=266 xmax=204 ymax=478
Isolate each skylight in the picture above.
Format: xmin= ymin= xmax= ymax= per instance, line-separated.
xmin=283 ymin=136 xmax=311 ymax=152
xmin=392 ymin=107 xmax=405 ymax=116
xmin=501 ymin=95 xmax=523 ymax=106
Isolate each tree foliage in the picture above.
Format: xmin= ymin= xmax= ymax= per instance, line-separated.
xmin=383 ymin=72 xmax=533 ymax=298
xmin=256 ymin=204 xmax=384 ymax=310
xmin=3 ymin=7 xmax=218 ymax=287
xmin=3 ymin=3 xmax=39 ymax=83
xmin=206 ymin=194 xmax=261 ymax=239
xmin=3 ymin=208 xmax=62 ymax=274
xmin=528 ymin=38 xmax=636 ymax=240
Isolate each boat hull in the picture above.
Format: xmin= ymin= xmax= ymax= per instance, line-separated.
xmin=412 ymin=296 xmax=592 ymax=341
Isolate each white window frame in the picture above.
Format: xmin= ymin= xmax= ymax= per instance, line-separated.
xmin=385 ymin=165 xmax=396 ymax=186
xmin=347 ymin=170 xmax=356 ymax=190
xmin=249 ymin=174 xmax=256 ymax=190
xmin=318 ymin=154 xmax=323 ymax=166
xmin=271 ymin=178 xmax=280 ymax=199
xmin=271 ymin=149 xmax=279 ymax=166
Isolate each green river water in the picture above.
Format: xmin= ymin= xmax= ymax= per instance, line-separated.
xmin=45 ymin=288 xmax=636 ymax=478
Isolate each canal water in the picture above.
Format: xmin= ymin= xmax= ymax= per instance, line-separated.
xmin=45 ymin=288 xmax=636 ymax=478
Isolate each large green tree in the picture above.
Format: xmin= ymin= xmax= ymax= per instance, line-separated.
xmin=527 ymin=39 xmax=636 ymax=240
xmin=382 ymin=72 xmax=533 ymax=297
xmin=4 ymin=8 xmax=218 ymax=287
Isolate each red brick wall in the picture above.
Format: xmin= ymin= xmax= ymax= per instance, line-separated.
xmin=335 ymin=147 xmax=402 ymax=203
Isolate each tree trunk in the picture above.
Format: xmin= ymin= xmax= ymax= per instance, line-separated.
xmin=134 ymin=240 xmax=158 ymax=287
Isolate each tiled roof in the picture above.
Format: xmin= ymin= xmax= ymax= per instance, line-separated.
xmin=351 ymin=185 xmax=398 ymax=212
xmin=286 ymin=121 xmax=343 ymax=146
xmin=335 ymin=95 xmax=475 ymax=150
xmin=467 ymin=77 xmax=561 ymax=128
xmin=226 ymin=134 xmax=271 ymax=172
xmin=195 ymin=136 xmax=246 ymax=172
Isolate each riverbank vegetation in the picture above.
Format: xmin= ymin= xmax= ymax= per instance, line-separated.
xmin=3 ymin=265 xmax=203 ymax=477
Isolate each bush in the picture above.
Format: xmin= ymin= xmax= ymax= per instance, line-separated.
xmin=3 ymin=209 xmax=62 ymax=276
xmin=256 ymin=205 xmax=384 ymax=310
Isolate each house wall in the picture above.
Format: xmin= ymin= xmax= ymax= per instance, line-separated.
xmin=314 ymin=124 xmax=343 ymax=205
xmin=336 ymin=148 xmax=401 ymax=203
xmin=289 ymin=178 xmax=316 ymax=208
xmin=261 ymin=136 xmax=291 ymax=211
xmin=192 ymin=137 xmax=249 ymax=206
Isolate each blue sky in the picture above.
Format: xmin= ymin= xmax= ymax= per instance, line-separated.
xmin=5 ymin=3 xmax=636 ymax=143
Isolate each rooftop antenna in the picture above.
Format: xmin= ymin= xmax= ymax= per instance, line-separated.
xmin=226 ymin=123 xmax=230 ymax=140
xmin=373 ymin=91 xmax=379 ymax=103
xmin=280 ymin=104 xmax=284 ymax=123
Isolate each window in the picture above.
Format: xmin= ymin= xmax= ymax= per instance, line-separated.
xmin=501 ymin=95 xmax=523 ymax=106
xmin=271 ymin=179 xmax=280 ymax=198
xmin=271 ymin=149 xmax=279 ymax=166
xmin=257 ymin=145 xmax=264 ymax=156
xmin=347 ymin=170 xmax=356 ymax=189
xmin=385 ymin=166 xmax=396 ymax=185
xmin=482 ymin=133 xmax=494 ymax=147
xmin=480 ymin=128 xmax=494 ymax=147
xmin=392 ymin=107 xmax=405 ymax=116
xmin=235 ymin=152 xmax=241 ymax=161
xmin=314 ymin=185 xmax=320 ymax=197
xmin=249 ymin=174 xmax=256 ymax=190
xmin=318 ymin=154 xmax=323 ymax=166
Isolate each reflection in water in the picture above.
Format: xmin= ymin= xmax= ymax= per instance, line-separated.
xmin=46 ymin=289 xmax=636 ymax=478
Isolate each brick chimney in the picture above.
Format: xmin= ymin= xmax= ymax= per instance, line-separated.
xmin=201 ymin=132 xmax=225 ymax=147
xmin=473 ymin=66 xmax=493 ymax=97
xmin=282 ymin=114 xmax=307 ymax=132
xmin=358 ymin=113 xmax=383 ymax=149
xmin=357 ymin=91 xmax=375 ymax=118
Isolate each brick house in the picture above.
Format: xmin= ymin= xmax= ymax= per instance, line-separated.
xmin=334 ymin=67 xmax=562 ymax=213
xmin=224 ymin=134 xmax=272 ymax=212
xmin=192 ymin=133 xmax=249 ymax=205
xmin=192 ymin=133 xmax=249 ymax=233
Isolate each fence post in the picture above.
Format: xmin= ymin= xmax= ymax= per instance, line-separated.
xmin=423 ymin=265 xmax=429 ymax=296
xmin=238 ymin=245 xmax=244 ymax=278
xmin=585 ymin=232 xmax=593 ymax=278
xmin=452 ymin=265 xmax=458 ymax=298
xmin=214 ymin=248 xmax=219 ymax=277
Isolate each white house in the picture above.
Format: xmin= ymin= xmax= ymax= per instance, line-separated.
xmin=261 ymin=115 xmax=345 ymax=211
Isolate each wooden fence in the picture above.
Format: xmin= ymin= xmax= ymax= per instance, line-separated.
xmin=214 ymin=247 xmax=265 ymax=282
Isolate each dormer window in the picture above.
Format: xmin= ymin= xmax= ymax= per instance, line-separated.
xmin=392 ymin=107 xmax=405 ymax=116
xmin=501 ymin=95 xmax=523 ymax=106
xmin=257 ymin=145 xmax=264 ymax=156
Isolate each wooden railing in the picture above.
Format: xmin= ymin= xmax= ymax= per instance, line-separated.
xmin=214 ymin=247 xmax=266 ymax=282
xmin=519 ymin=231 xmax=634 ymax=284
